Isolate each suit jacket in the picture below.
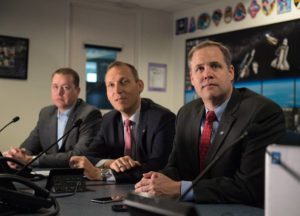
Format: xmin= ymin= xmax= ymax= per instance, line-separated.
xmin=21 ymin=99 xmax=102 ymax=168
xmin=161 ymin=88 xmax=286 ymax=208
xmin=86 ymin=98 xmax=176 ymax=182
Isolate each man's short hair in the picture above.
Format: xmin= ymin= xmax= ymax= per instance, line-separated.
xmin=52 ymin=68 xmax=80 ymax=88
xmin=188 ymin=40 xmax=232 ymax=70
xmin=107 ymin=61 xmax=139 ymax=82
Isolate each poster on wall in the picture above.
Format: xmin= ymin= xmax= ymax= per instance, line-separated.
xmin=176 ymin=17 xmax=188 ymax=35
xmin=0 ymin=35 xmax=29 ymax=80
xmin=184 ymin=19 xmax=300 ymax=108
xmin=148 ymin=63 xmax=167 ymax=92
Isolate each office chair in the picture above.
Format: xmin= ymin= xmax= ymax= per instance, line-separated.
xmin=279 ymin=130 xmax=300 ymax=146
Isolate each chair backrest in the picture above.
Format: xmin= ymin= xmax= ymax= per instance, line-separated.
xmin=278 ymin=130 xmax=300 ymax=146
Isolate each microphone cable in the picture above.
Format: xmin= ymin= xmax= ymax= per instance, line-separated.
xmin=43 ymin=196 xmax=60 ymax=216
xmin=0 ymin=191 xmax=60 ymax=216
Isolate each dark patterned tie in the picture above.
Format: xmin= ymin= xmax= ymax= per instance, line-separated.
xmin=199 ymin=111 xmax=216 ymax=172
xmin=124 ymin=119 xmax=132 ymax=156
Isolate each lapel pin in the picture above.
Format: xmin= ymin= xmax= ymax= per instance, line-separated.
xmin=219 ymin=131 xmax=224 ymax=135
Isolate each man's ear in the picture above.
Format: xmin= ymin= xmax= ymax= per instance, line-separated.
xmin=190 ymin=71 xmax=195 ymax=87
xmin=137 ymin=80 xmax=144 ymax=94
xmin=229 ymin=65 xmax=235 ymax=82
xmin=76 ymin=87 xmax=81 ymax=96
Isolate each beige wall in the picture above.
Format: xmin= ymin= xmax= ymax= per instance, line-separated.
xmin=0 ymin=0 xmax=173 ymax=151
xmin=68 ymin=2 xmax=173 ymax=111
xmin=0 ymin=0 xmax=68 ymax=151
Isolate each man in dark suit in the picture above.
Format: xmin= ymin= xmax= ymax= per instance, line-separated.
xmin=135 ymin=41 xmax=286 ymax=207
xmin=70 ymin=61 xmax=175 ymax=182
xmin=3 ymin=68 xmax=102 ymax=167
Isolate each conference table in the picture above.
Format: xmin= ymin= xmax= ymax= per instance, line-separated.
xmin=13 ymin=176 xmax=264 ymax=216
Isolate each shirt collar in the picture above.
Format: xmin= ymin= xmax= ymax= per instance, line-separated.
xmin=205 ymin=97 xmax=231 ymax=121
xmin=122 ymin=105 xmax=141 ymax=125
xmin=57 ymin=102 xmax=76 ymax=118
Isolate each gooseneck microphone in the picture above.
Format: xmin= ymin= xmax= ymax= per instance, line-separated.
xmin=0 ymin=116 xmax=20 ymax=133
xmin=16 ymin=119 xmax=83 ymax=175
xmin=179 ymin=124 xmax=262 ymax=201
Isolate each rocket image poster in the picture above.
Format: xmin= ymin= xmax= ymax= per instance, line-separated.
xmin=185 ymin=19 xmax=300 ymax=108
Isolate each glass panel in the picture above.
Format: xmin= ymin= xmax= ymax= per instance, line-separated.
xmin=85 ymin=47 xmax=117 ymax=109
xmin=86 ymin=62 xmax=97 ymax=83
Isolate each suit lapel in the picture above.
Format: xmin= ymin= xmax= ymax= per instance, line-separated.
xmin=60 ymin=100 xmax=80 ymax=150
xmin=136 ymin=120 xmax=146 ymax=160
xmin=135 ymin=101 xmax=147 ymax=160
xmin=48 ymin=110 xmax=58 ymax=153
xmin=117 ymin=117 xmax=125 ymax=154
xmin=190 ymin=100 xmax=205 ymax=172
xmin=205 ymin=89 xmax=240 ymax=164
xmin=61 ymin=113 xmax=76 ymax=151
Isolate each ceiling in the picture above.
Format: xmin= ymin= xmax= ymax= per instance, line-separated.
xmin=99 ymin=0 xmax=219 ymax=12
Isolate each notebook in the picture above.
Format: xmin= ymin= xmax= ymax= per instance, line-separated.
xmin=265 ymin=144 xmax=300 ymax=216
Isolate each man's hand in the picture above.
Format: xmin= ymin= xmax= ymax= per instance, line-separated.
xmin=105 ymin=156 xmax=141 ymax=173
xmin=69 ymin=156 xmax=102 ymax=180
xmin=2 ymin=150 xmax=19 ymax=169
xmin=134 ymin=171 xmax=181 ymax=198
xmin=3 ymin=147 xmax=33 ymax=168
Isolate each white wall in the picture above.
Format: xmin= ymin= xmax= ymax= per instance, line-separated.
xmin=172 ymin=0 xmax=300 ymax=112
xmin=0 ymin=0 xmax=173 ymax=151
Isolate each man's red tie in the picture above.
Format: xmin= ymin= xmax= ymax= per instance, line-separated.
xmin=124 ymin=119 xmax=132 ymax=156
xmin=199 ymin=111 xmax=216 ymax=172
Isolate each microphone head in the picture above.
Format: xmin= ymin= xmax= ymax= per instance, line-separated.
xmin=247 ymin=124 xmax=262 ymax=137
xmin=73 ymin=119 xmax=83 ymax=127
xmin=12 ymin=116 xmax=20 ymax=122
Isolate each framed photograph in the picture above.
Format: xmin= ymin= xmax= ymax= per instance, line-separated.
xmin=0 ymin=35 xmax=29 ymax=80
xmin=176 ymin=17 xmax=188 ymax=35
xmin=148 ymin=63 xmax=167 ymax=92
